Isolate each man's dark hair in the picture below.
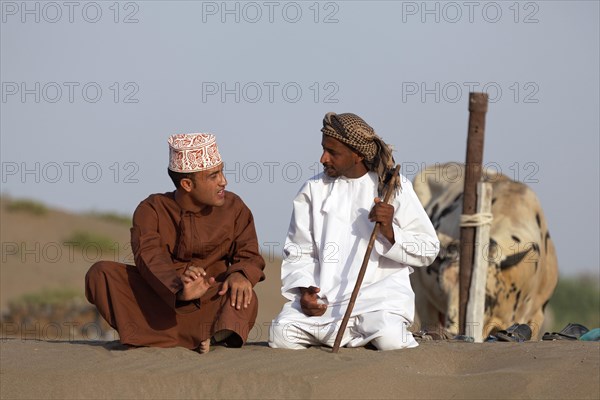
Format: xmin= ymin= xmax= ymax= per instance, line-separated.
xmin=167 ymin=169 xmax=196 ymax=189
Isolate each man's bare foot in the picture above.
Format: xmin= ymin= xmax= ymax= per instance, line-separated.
xmin=196 ymin=338 xmax=210 ymax=354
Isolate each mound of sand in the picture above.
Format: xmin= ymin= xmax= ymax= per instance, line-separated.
xmin=1 ymin=339 xmax=598 ymax=399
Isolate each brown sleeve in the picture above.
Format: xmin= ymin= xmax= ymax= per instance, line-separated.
xmin=226 ymin=201 xmax=266 ymax=287
xmin=131 ymin=201 xmax=198 ymax=313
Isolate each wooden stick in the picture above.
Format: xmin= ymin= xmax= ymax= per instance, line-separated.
xmin=465 ymin=181 xmax=492 ymax=342
xmin=459 ymin=92 xmax=488 ymax=335
xmin=332 ymin=164 xmax=401 ymax=353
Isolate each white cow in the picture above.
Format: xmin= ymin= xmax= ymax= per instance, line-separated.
xmin=410 ymin=162 xmax=558 ymax=339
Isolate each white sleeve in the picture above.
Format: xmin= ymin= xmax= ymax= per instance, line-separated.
xmin=280 ymin=185 xmax=319 ymax=300
xmin=374 ymin=178 xmax=440 ymax=268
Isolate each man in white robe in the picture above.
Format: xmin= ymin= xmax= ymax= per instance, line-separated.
xmin=269 ymin=112 xmax=439 ymax=350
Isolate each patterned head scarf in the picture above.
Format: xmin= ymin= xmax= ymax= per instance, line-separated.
xmin=321 ymin=112 xmax=399 ymax=197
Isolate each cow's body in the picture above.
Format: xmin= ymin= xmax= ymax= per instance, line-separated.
xmin=410 ymin=162 xmax=558 ymax=339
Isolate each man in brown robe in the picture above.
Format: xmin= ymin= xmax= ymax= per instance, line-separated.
xmin=85 ymin=133 xmax=265 ymax=352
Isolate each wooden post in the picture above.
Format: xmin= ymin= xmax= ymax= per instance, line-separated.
xmin=459 ymin=92 xmax=488 ymax=335
xmin=465 ymin=181 xmax=493 ymax=342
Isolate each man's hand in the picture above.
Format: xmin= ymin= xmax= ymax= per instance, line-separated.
xmin=218 ymin=272 xmax=253 ymax=310
xmin=369 ymin=197 xmax=395 ymax=244
xmin=300 ymin=286 xmax=327 ymax=316
xmin=178 ymin=264 xmax=215 ymax=301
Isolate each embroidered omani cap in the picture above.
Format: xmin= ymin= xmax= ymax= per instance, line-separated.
xmin=168 ymin=133 xmax=223 ymax=172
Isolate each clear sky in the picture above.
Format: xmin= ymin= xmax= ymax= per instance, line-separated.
xmin=1 ymin=1 xmax=598 ymax=276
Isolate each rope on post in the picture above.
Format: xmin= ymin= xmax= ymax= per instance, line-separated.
xmin=459 ymin=213 xmax=493 ymax=228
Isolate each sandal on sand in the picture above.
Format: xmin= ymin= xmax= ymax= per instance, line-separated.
xmin=484 ymin=334 xmax=498 ymax=342
xmin=579 ymin=328 xmax=600 ymax=341
xmin=449 ymin=335 xmax=474 ymax=343
xmin=496 ymin=323 xmax=532 ymax=342
xmin=542 ymin=323 xmax=589 ymax=341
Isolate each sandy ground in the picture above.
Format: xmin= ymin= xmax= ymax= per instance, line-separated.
xmin=1 ymin=339 xmax=598 ymax=399
xmin=1 ymin=199 xmax=599 ymax=399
